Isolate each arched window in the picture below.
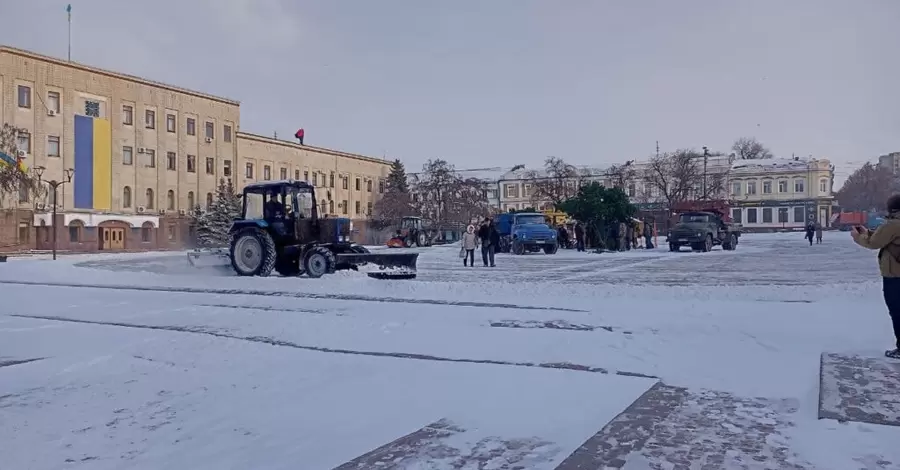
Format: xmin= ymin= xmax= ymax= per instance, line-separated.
xmin=146 ymin=188 xmax=155 ymax=209
xmin=320 ymin=199 xmax=327 ymax=214
xmin=141 ymin=221 xmax=154 ymax=242
xmin=187 ymin=191 xmax=195 ymax=210
xmin=206 ymin=193 xmax=213 ymax=210
xmin=167 ymin=190 xmax=175 ymax=210
xmin=329 ymin=200 xmax=334 ymax=214
xmin=123 ymin=186 xmax=132 ymax=208
xmin=68 ymin=220 xmax=84 ymax=243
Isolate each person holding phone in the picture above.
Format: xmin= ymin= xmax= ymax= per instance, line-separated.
xmin=851 ymin=194 xmax=900 ymax=359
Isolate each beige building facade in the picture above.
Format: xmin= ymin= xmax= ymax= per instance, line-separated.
xmin=0 ymin=45 xmax=391 ymax=251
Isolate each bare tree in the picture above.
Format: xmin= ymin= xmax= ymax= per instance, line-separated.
xmin=412 ymin=159 xmax=490 ymax=227
xmin=524 ymin=156 xmax=580 ymax=208
xmin=732 ymin=137 xmax=773 ymax=160
xmin=837 ymin=162 xmax=898 ymax=211
xmin=0 ymin=123 xmax=41 ymax=208
xmin=641 ymin=149 xmax=727 ymax=211
xmin=605 ymin=161 xmax=636 ymax=189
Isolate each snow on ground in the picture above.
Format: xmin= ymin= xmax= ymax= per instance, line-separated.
xmin=0 ymin=232 xmax=899 ymax=469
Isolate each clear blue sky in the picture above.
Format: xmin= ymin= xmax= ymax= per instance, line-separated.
xmin=2 ymin=0 xmax=897 ymax=184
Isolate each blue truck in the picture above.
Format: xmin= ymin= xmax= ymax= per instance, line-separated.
xmin=494 ymin=212 xmax=558 ymax=255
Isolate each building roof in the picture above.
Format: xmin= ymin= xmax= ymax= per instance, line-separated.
xmin=407 ymin=166 xmax=514 ymax=184
xmin=237 ymin=132 xmax=392 ymax=167
xmin=0 ymin=45 xmax=240 ymax=106
xmin=499 ymin=164 xmax=608 ymax=181
xmin=731 ymin=157 xmax=830 ymax=173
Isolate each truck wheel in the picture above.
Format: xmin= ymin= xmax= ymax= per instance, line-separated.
xmin=230 ymin=227 xmax=277 ymax=277
xmin=543 ymin=244 xmax=558 ymax=255
xmin=669 ymin=243 xmax=679 ymax=252
xmin=275 ymin=255 xmax=303 ymax=277
xmin=416 ymin=232 xmax=427 ymax=247
xmin=304 ymin=246 xmax=336 ymax=278
xmin=702 ymin=234 xmax=713 ymax=252
xmin=723 ymin=234 xmax=737 ymax=251
xmin=512 ymin=240 xmax=525 ymax=255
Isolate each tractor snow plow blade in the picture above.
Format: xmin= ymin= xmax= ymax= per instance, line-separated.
xmin=336 ymin=252 xmax=419 ymax=280
xmin=186 ymin=249 xmax=230 ymax=268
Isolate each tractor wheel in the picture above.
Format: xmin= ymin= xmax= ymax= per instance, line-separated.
xmin=304 ymin=246 xmax=336 ymax=278
xmin=403 ymin=236 xmax=412 ymax=248
xmin=543 ymin=243 xmax=558 ymax=255
xmin=275 ymin=255 xmax=303 ymax=277
xmin=416 ymin=231 xmax=427 ymax=247
xmin=230 ymin=227 xmax=277 ymax=277
xmin=512 ymin=240 xmax=525 ymax=255
xmin=701 ymin=234 xmax=713 ymax=252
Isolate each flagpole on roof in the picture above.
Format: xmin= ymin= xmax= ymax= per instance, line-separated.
xmin=67 ymin=4 xmax=72 ymax=61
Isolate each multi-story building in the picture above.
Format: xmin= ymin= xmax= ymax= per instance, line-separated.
xmin=497 ymin=165 xmax=606 ymax=211
xmin=0 ymin=45 xmax=391 ymax=251
xmin=878 ymin=152 xmax=900 ymax=174
xmin=727 ymin=157 xmax=834 ymax=231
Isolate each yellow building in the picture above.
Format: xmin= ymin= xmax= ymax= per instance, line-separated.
xmin=0 ymin=45 xmax=391 ymax=251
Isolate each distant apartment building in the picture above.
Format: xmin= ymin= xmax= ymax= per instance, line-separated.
xmin=878 ymin=152 xmax=900 ymax=174
xmin=0 ymin=45 xmax=391 ymax=251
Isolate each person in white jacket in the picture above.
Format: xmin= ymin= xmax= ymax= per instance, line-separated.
xmin=461 ymin=224 xmax=480 ymax=267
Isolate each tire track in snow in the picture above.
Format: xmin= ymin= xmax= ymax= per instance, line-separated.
xmin=0 ymin=357 xmax=44 ymax=369
xmin=0 ymin=280 xmax=586 ymax=313
xmin=10 ymin=314 xmax=657 ymax=379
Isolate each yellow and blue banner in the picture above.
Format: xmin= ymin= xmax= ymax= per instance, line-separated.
xmin=73 ymin=114 xmax=111 ymax=210
xmin=0 ymin=150 xmax=27 ymax=172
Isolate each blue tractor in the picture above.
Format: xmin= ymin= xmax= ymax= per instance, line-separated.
xmin=495 ymin=212 xmax=558 ymax=255
xmin=228 ymin=180 xmax=418 ymax=279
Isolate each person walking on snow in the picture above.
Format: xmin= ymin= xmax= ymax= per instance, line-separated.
xmin=461 ymin=224 xmax=479 ymax=267
xmin=477 ymin=218 xmax=499 ymax=267
xmin=805 ymin=221 xmax=815 ymax=246
xmin=643 ymin=220 xmax=654 ymax=249
xmin=815 ymin=222 xmax=823 ymax=244
xmin=574 ymin=222 xmax=586 ymax=252
xmin=851 ymin=194 xmax=900 ymax=359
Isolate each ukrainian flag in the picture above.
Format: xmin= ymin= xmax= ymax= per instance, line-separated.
xmin=0 ymin=150 xmax=27 ymax=172
xmin=73 ymin=115 xmax=111 ymax=210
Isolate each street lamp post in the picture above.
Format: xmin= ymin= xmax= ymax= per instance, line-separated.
xmin=701 ymin=146 xmax=709 ymax=200
xmin=33 ymin=166 xmax=74 ymax=260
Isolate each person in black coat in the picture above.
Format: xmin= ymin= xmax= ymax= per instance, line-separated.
xmin=477 ymin=218 xmax=500 ymax=266
xmin=574 ymin=222 xmax=586 ymax=252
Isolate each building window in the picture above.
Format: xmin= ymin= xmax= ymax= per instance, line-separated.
xmin=144 ymin=188 xmax=155 ymax=209
xmin=366 ymin=180 xmax=373 ymax=192
xmin=294 ymin=169 xmax=300 ymax=180
xmin=280 ymin=168 xmax=287 ymax=180
xmin=17 ymin=132 xmax=31 ymax=154
xmin=47 ymin=91 xmax=60 ymax=113
xmin=187 ymin=155 xmax=196 ymax=173
xmin=793 ymin=206 xmax=805 ymax=223
xmin=504 ymin=184 xmax=519 ymax=198
xmin=145 ymin=149 xmax=156 ymax=168
xmin=123 ymin=186 xmax=132 ymax=208
xmin=167 ymin=190 xmax=175 ymax=210
xmin=85 ymin=100 xmax=100 ymax=118
xmin=777 ymin=180 xmax=788 ymax=193
xmin=367 ymin=201 xmax=373 ymax=215
xmin=245 ymin=163 xmax=254 ymax=179
xmin=330 ymin=173 xmax=335 ymax=188
xmin=778 ymin=207 xmax=788 ymax=223
xmin=731 ymin=208 xmax=742 ymax=223
xmin=68 ymin=222 xmax=81 ymax=243
xmin=746 ymin=208 xmax=758 ymax=224
xmin=205 ymin=157 xmax=214 ymax=175
xmin=355 ymin=178 xmax=361 ymax=191
xmin=762 ymin=208 xmax=773 ymax=223
xmin=223 ymin=125 xmax=232 ymax=142
xmin=819 ymin=179 xmax=828 ymax=193
xmin=731 ymin=182 xmax=741 ymax=196
xmin=763 ymin=181 xmax=772 ymax=194
xmin=186 ymin=118 xmax=196 ymax=136
xmin=379 ymin=180 xmax=384 ymax=194
xmin=329 ymin=200 xmax=334 ymax=214
xmin=341 ymin=200 xmax=348 ymax=215
xmin=145 ymin=110 xmax=155 ymax=129
xmin=141 ymin=223 xmax=152 ymax=242
xmin=187 ymin=192 xmax=195 ymax=210
xmin=342 ymin=176 xmax=349 ymax=190
xmin=167 ymin=152 xmax=176 ymax=171
xmin=206 ymin=193 xmax=213 ymax=209
xmin=47 ymin=136 xmax=60 ymax=157
xmin=122 ymin=146 xmax=133 ymax=165
xmin=747 ymin=181 xmax=757 ymax=195
xmin=17 ymin=85 xmax=31 ymax=108
xmin=19 ymin=223 xmax=29 ymax=243
xmin=168 ymin=225 xmax=177 ymax=241
xmin=304 ymin=171 xmax=309 ymax=183
xmin=312 ymin=173 xmax=318 ymax=186
xmin=355 ymin=200 xmax=361 ymax=214
xmin=166 ymin=114 xmax=176 ymax=133
xmin=794 ymin=179 xmax=805 ymax=193
xmin=263 ymin=165 xmax=271 ymax=180
xmin=224 ymin=160 xmax=232 ymax=177
xmin=122 ymin=105 xmax=133 ymax=125
xmin=205 ymin=121 xmax=214 ymax=139
xmin=18 ymin=184 xmax=28 ymax=203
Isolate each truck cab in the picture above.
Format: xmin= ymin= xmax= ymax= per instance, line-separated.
xmin=495 ymin=212 xmax=558 ymax=255
xmin=666 ymin=209 xmax=740 ymax=252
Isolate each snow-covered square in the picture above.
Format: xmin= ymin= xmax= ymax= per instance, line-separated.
xmin=2 ymin=232 xmax=900 ymax=469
